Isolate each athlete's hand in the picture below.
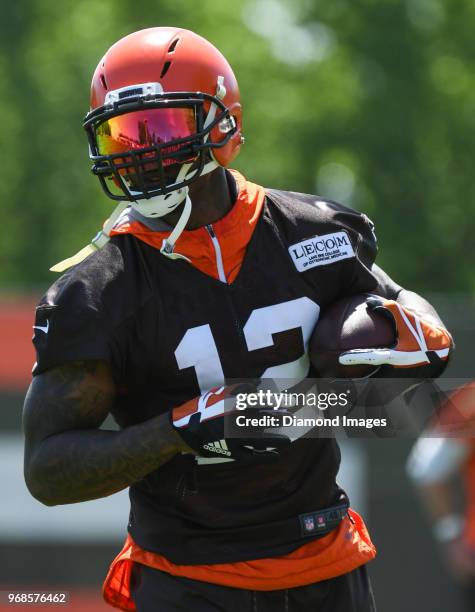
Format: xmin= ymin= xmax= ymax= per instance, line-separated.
xmin=171 ymin=384 xmax=291 ymax=460
xmin=339 ymin=297 xmax=453 ymax=369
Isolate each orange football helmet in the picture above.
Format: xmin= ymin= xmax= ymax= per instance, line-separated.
xmin=84 ymin=27 xmax=243 ymax=210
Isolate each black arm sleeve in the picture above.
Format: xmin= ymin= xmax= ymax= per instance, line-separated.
xmin=370 ymin=264 xmax=403 ymax=300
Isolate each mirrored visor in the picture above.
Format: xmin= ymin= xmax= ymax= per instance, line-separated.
xmin=95 ymin=107 xmax=197 ymax=156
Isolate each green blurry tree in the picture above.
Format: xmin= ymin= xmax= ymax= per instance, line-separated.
xmin=0 ymin=0 xmax=473 ymax=292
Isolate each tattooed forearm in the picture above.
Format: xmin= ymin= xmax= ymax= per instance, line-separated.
xmin=23 ymin=361 xmax=190 ymax=505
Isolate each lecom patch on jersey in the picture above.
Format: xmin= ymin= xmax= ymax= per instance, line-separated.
xmin=288 ymin=231 xmax=355 ymax=272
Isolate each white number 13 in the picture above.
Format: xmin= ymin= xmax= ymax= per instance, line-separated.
xmin=175 ymin=297 xmax=319 ymax=393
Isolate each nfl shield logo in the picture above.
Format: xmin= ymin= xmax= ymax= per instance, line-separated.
xmin=304 ymin=516 xmax=315 ymax=532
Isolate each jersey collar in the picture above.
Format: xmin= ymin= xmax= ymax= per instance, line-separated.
xmin=110 ymin=170 xmax=266 ymax=282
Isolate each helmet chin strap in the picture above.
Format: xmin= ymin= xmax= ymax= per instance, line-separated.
xmin=50 ymin=77 xmax=225 ymax=272
xmin=159 ymin=194 xmax=192 ymax=260
xmin=128 ymin=157 xmax=218 ymax=262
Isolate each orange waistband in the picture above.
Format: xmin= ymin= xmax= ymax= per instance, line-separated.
xmin=103 ymin=509 xmax=376 ymax=611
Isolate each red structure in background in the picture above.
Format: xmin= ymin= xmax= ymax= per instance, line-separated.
xmin=0 ymin=296 xmax=39 ymax=390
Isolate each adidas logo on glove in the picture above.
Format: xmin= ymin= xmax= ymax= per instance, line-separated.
xmin=202 ymin=440 xmax=232 ymax=456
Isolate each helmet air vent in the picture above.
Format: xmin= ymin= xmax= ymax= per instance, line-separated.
xmin=167 ymin=38 xmax=179 ymax=53
xmin=100 ymin=74 xmax=108 ymax=90
xmin=160 ymin=61 xmax=172 ymax=78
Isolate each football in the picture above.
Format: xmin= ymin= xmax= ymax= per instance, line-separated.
xmin=310 ymin=293 xmax=396 ymax=378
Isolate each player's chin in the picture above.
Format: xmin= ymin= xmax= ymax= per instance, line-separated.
xmin=127 ymin=156 xmax=204 ymax=196
xmin=127 ymin=168 xmax=178 ymax=193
